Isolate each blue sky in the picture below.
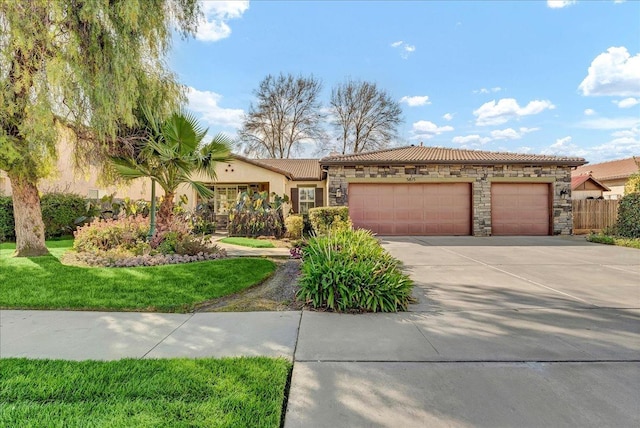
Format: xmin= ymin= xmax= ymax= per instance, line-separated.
xmin=169 ymin=0 xmax=640 ymax=163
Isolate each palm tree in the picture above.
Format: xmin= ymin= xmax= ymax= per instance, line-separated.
xmin=110 ymin=108 xmax=232 ymax=234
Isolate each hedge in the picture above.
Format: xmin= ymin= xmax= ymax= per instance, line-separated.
xmin=308 ymin=206 xmax=350 ymax=236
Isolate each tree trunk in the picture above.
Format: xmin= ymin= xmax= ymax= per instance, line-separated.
xmin=8 ymin=173 xmax=49 ymax=257
xmin=156 ymin=191 xmax=175 ymax=234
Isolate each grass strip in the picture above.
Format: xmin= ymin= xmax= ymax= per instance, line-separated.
xmin=220 ymin=237 xmax=275 ymax=248
xmin=586 ymin=233 xmax=640 ymax=249
xmin=0 ymin=357 xmax=291 ymax=428
xmin=0 ymin=240 xmax=276 ymax=312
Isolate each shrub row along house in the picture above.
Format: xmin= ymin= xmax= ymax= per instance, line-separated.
xmin=0 ymin=145 xmax=587 ymax=236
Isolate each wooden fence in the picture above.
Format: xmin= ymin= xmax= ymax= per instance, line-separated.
xmin=572 ymin=199 xmax=619 ymax=234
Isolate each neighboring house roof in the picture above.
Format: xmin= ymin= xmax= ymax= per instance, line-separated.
xmin=320 ymin=145 xmax=586 ymax=166
xmin=573 ymin=156 xmax=640 ymax=181
xmin=231 ymin=155 xmax=324 ymax=181
xmin=571 ymin=174 xmax=610 ymax=191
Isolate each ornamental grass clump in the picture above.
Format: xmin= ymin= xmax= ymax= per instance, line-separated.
xmin=298 ymin=228 xmax=413 ymax=312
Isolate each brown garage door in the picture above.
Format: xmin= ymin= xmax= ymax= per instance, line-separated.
xmin=348 ymin=183 xmax=471 ymax=236
xmin=491 ymin=183 xmax=550 ymax=236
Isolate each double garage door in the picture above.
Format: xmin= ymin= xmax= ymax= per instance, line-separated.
xmin=348 ymin=182 xmax=550 ymax=236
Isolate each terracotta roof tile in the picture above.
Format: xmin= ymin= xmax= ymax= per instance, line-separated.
xmin=573 ymin=156 xmax=640 ymax=181
xmin=253 ymin=158 xmax=323 ymax=181
xmin=320 ymin=145 xmax=586 ymax=166
xmin=232 ymin=155 xmax=324 ymax=180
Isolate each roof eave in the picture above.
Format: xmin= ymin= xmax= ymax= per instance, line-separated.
xmin=230 ymin=154 xmax=294 ymax=180
xmin=320 ymin=159 xmax=586 ymax=167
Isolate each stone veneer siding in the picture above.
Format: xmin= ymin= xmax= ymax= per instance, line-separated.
xmin=325 ymin=164 xmax=574 ymax=236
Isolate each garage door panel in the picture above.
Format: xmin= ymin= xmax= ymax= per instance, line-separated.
xmin=492 ymin=183 xmax=550 ymax=236
xmin=349 ymin=183 xmax=471 ymax=236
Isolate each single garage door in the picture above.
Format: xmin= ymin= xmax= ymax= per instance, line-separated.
xmin=491 ymin=183 xmax=550 ymax=236
xmin=348 ymin=183 xmax=471 ymax=236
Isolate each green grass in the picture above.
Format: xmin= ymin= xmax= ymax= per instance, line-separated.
xmin=0 ymin=357 xmax=291 ymax=428
xmin=220 ymin=237 xmax=275 ymax=248
xmin=0 ymin=240 xmax=276 ymax=312
xmin=586 ymin=233 xmax=640 ymax=249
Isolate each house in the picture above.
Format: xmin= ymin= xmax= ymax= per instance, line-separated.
xmin=320 ymin=146 xmax=585 ymax=236
xmin=189 ymin=155 xmax=326 ymax=215
xmin=0 ymin=137 xmax=153 ymax=201
xmin=0 ymin=149 xmax=328 ymax=215
xmin=571 ymin=174 xmax=610 ymax=200
xmin=3 ymin=143 xmax=588 ymax=236
xmin=572 ymin=157 xmax=640 ymax=199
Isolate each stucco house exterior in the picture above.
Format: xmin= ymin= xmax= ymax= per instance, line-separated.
xmin=0 ymin=138 xmax=153 ymax=201
xmin=186 ymin=155 xmax=326 ymax=215
xmin=572 ymin=156 xmax=640 ymax=200
xmin=320 ymin=146 xmax=585 ymax=236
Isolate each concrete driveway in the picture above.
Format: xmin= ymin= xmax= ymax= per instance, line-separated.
xmin=285 ymin=236 xmax=640 ymax=427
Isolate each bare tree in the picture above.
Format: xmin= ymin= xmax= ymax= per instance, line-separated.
xmin=330 ymin=79 xmax=403 ymax=154
xmin=239 ymin=74 xmax=326 ymax=158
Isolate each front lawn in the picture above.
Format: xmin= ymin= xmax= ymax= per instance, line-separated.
xmin=220 ymin=237 xmax=276 ymax=248
xmin=0 ymin=357 xmax=290 ymax=428
xmin=0 ymin=240 xmax=276 ymax=312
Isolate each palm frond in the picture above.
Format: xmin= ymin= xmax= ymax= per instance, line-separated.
xmin=110 ymin=158 xmax=149 ymax=180
xmin=187 ymin=179 xmax=215 ymax=199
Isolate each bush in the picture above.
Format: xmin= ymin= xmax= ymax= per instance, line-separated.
xmin=297 ymin=228 xmax=413 ymax=312
xmin=308 ymin=206 xmax=350 ymax=236
xmin=0 ymin=196 xmax=15 ymax=242
xmin=616 ymin=192 xmax=640 ymax=238
xmin=73 ymin=216 xmax=150 ymax=253
xmin=40 ymin=192 xmax=89 ymax=238
xmin=624 ymin=172 xmax=640 ymax=195
xmin=228 ymin=191 xmax=285 ymax=238
xmin=285 ymin=215 xmax=303 ymax=239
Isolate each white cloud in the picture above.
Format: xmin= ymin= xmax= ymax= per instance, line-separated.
xmin=547 ymin=0 xmax=576 ymax=8
xmin=584 ymin=108 xmax=596 ymax=116
xmin=187 ymin=87 xmax=244 ymax=130
xmin=452 ymin=134 xmax=490 ymax=145
xmin=399 ymin=95 xmax=431 ymax=107
xmin=587 ymin=127 xmax=640 ymax=160
xmin=443 ymin=113 xmax=454 ymax=121
xmin=542 ymin=136 xmax=588 ymax=157
xmin=473 ymin=87 xmax=502 ymax=94
xmin=196 ymin=1 xmax=249 ymax=42
xmin=578 ymin=47 xmax=640 ymax=97
xmin=490 ymin=127 xmax=539 ymax=140
xmin=410 ymin=120 xmax=454 ymax=140
xmin=391 ymin=41 xmax=416 ymax=59
xmin=473 ymin=98 xmax=555 ymax=126
xmin=578 ymin=116 xmax=640 ymax=130
xmin=614 ymin=97 xmax=640 ymax=108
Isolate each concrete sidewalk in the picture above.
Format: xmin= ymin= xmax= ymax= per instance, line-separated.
xmin=0 ymin=310 xmax=300 ymax=360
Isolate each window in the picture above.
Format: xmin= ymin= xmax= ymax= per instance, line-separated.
xmin=213 ymin=185 xmax=248 ymax=214
xmin=298 ymin=187 xmax=316 ymax=214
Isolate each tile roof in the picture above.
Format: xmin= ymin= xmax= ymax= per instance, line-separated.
xmin=320 ymin=145 xmax=586 ymax=166
xmin=573 ymin=156 xmax=640 ymax=181
xmin=232 ymin=155 xmax=324 ymax=180
xmin=571 ymin=174 xmax=610 ymax=191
